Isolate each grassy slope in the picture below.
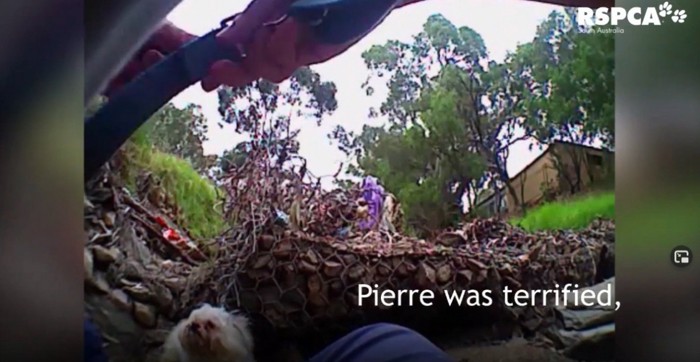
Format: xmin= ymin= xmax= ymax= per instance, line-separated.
xmin=121 ymin=121 xmax=614 ymax=238
xmin=123 ymin=128 xmax=225 ymax=240
xmin=123 ymin=127 xmax=614 ymax=237
xmin=512 ymin=191 xmax=615 ymax=232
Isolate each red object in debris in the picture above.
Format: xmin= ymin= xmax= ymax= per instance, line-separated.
xmin=163 ymin=229 xmax=180 ymax=241
xmin=155 ymin=215 xmax=169 ymax=228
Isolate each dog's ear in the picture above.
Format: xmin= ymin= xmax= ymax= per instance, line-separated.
xmin=227 ymin=309 xmax=251 ymax=327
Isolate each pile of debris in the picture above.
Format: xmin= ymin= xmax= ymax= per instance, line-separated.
xmin=187 ymin=215 xmax=613 ymax=330
xmin=83 ymin=147 xmax=615 ymax=361
xmin=85 ymin=161 xmax=614 ymax=360
xmin=176 ymin=148 xmax=614 ymax=334
xmin=218 ymin=148 xmax=402 ymax=240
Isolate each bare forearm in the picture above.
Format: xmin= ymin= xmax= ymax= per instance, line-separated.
xmin=148 ymin=21 xmax=196 ymax=53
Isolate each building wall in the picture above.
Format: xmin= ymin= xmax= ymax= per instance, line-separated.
xmin=505 ymin=142 xmax=613 ymax=212
xmin=505 ymin=151 xmax=559 ymax=211
xmin=548 ymin=143 xmax=613 ymax=195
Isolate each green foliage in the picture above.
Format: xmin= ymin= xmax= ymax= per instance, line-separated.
xmin=122 ymin=138 xmax=225 ymax=239
xmin=512 ymin=191 xmax=614 ymax=232
xmin=218 ymin=141 xmax=251 ymax=175
xmin=509 ymin=11 xmax=614 ymax=194
xmin=330 ymin=10 xmax=614 ymax=233
xmin=512 ymin=10 xmax=615 ymax=148
xmin=215 ymin=66 xmax=338 ymax=181
xmin=139 ymin=103 xmax=213 ymax=173
xmin=331 ymin=14 xmax=516 ymax=231
xmin=396 ymin=178 xmax=461 ymax=232
xmin=119 ymin=104 xmax=226 ymax=240
xmin=217 ymin=66 xmax=337 ymax=130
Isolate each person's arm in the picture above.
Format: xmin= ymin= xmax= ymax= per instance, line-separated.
xmin=201 ymin=0 xmax=616 ymax=90
xmin=396 ymin=0 xmax=614 ymax=8
xmin=105 ymin=0 xmax=616 ymax=95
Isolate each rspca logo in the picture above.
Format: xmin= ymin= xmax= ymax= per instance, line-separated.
xmin=577 ymin=2 xmax=687 ymax=28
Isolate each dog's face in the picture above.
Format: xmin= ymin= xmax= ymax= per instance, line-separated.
xmin=178 ymin=304 xmax=234 ymax=358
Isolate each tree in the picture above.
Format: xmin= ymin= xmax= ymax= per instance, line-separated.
xmin=218 ymin=141 xmax=251 ymax=174
xmin=140 ymin=102 xmax=211 ymax=173
xmin=217 ymin=66 xmax=337 ymax=130
xmin=331 ymin=10 xmax=614 ymax=226
xmin=511 ymin=9 xmax=614 ymax=194
xmin=215 ymin=66 xmax=338 ymax=180
xmin=331 ymin=14 xmax=527 ymax=227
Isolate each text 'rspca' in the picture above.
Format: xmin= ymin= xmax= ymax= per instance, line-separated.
xmin=577 ymin=2 xmax=687 ymax=26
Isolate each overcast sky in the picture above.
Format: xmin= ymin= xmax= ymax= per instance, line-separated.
xmin=167 ymin=0 xmax=563 ymax=187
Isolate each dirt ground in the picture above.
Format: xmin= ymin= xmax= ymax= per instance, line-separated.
xmin=446 ymin=341 xmax=575 ymax=362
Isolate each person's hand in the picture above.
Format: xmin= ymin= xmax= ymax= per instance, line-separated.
xmin=105 ymin=0 xmax=409 ymax=95
xmin=104 ymin=0 xmax=613 ymax=96
xmin=200 ymin=0 xmax=616 ymax=91
xmin=200 ymin=0 xmax=383 ymax=91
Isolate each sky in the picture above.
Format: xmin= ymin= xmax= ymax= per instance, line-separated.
xmin=167 ymin=0 xmax=564 ymax=187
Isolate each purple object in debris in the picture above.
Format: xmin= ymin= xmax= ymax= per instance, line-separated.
xmin=358 ymin=176 xmax=384 ymax=230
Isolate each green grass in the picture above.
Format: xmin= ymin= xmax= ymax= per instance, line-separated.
xmin=122 ymin=128 xmax=226 ymax=240
xmin=512 ymin=191 xmax=615 ymax=232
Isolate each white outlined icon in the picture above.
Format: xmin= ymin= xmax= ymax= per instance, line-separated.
xmin=671 ymin=246 xmax=692 ymax=267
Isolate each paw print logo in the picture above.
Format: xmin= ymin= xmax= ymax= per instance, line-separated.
xmin=671 ymin=9 xmax=687 ymax=23
xmin=658 ymin=2 xmax=673 ymax=17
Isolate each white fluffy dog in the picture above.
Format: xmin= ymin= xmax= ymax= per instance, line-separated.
xmin=161 ymin=303 xmax=255 ymax=362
